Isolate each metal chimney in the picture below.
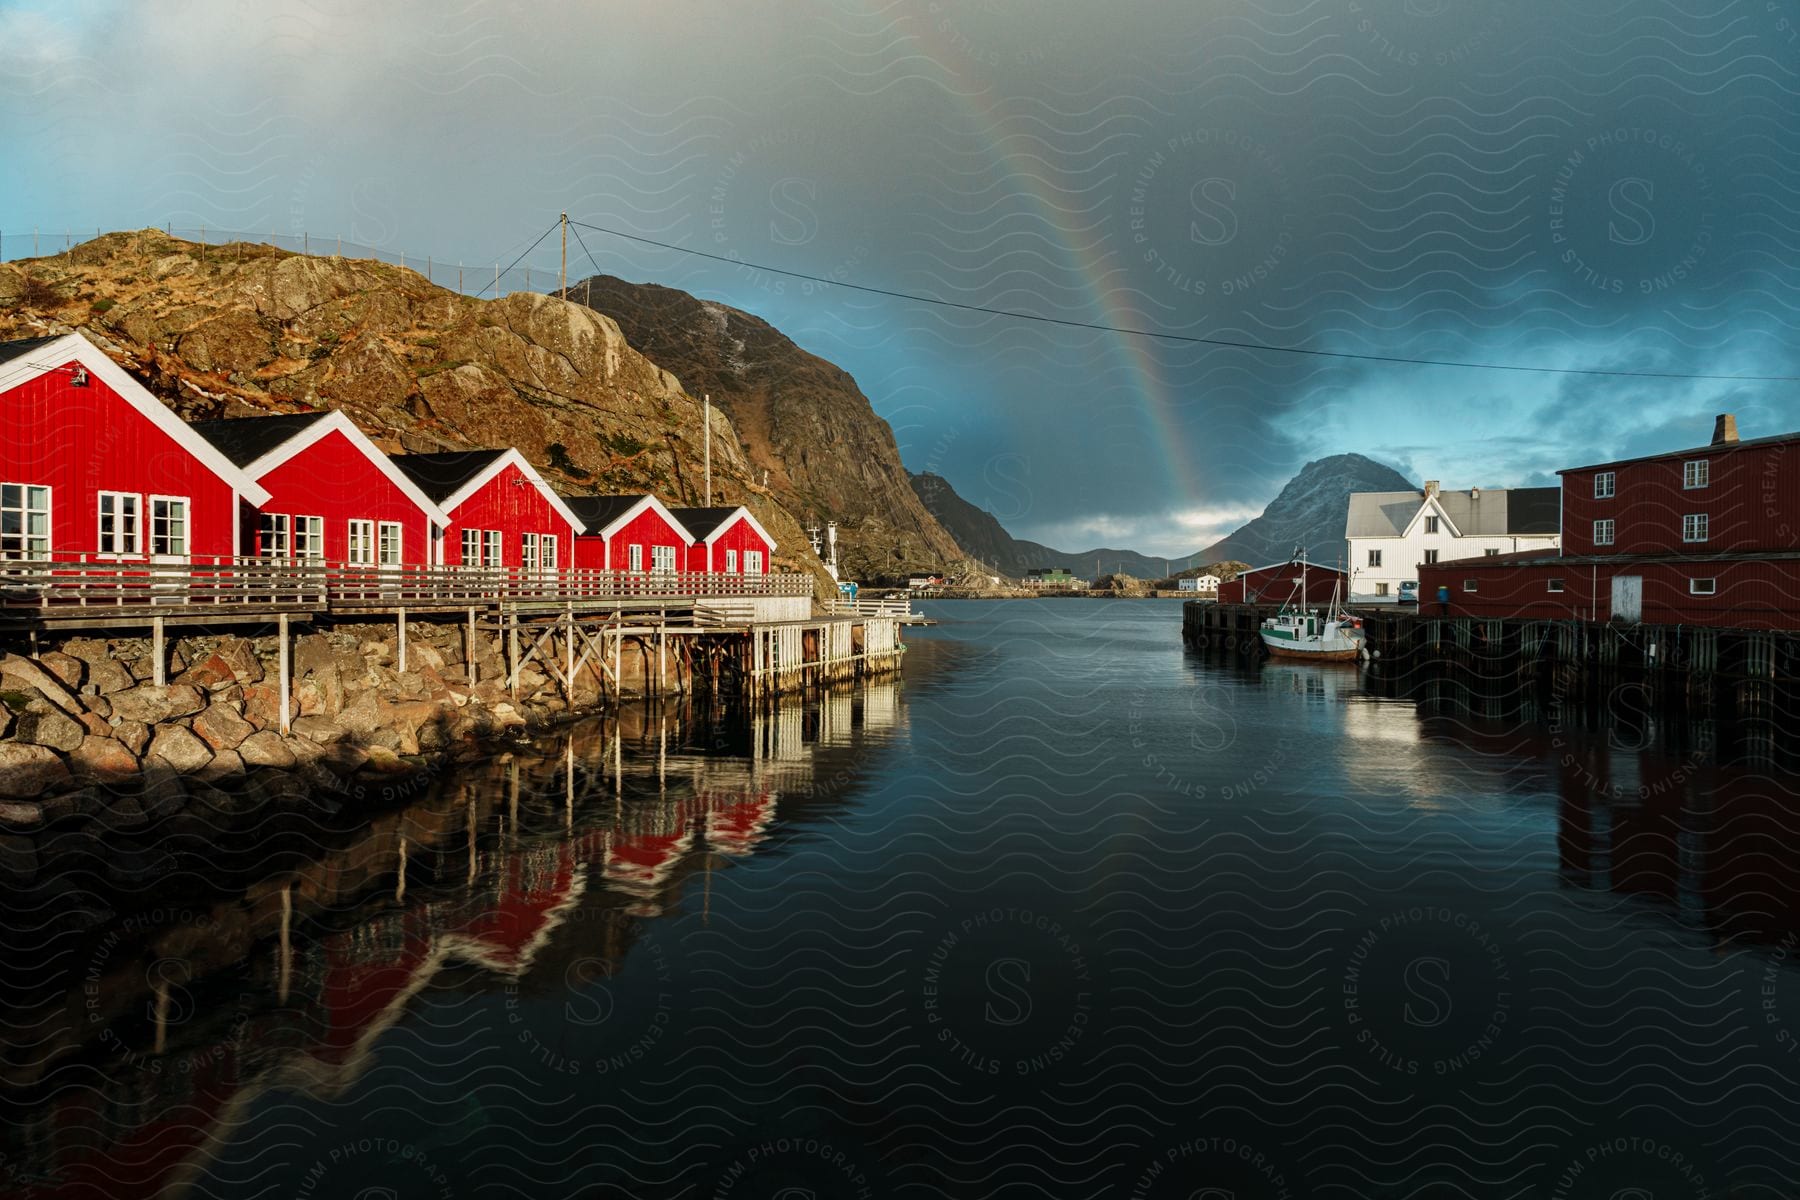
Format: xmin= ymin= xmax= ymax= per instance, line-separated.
xmin=1712 ymin=413 xmax=1739 ymax=445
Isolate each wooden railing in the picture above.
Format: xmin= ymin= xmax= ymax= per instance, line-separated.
xmin=0 ymin=555 xmax=814 ymax=617
xmin=826 ymin=595 xmax=915 ymax=619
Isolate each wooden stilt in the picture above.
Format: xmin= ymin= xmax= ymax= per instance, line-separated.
xmin=397 ymin=607 xmax=407 ymax=672
xmin=507 ymin=607 xmax=519 ymax=695
xmin=565 ymin=606 xmax=575 ymax=702
xmin=467 ymin=607 xmax=478 ymax=685
xmin=152 ymin=616 xmax=166 ymax=687
xmin=277 ymin=613 xmax=291 ymax=733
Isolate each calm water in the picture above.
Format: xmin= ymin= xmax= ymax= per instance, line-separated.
xmin=5 ymin=598 xmax=1800 ymax=1198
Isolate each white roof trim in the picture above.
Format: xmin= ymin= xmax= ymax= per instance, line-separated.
xmin=439 ymin=448 xmax=588 ymax=534
xmin=1401 ymin=494 xmax=1462 ymax=539
xmin=239 ymin=410 xmax=451 ymax=525
xmin=593 ymin=494 xmax=695 ymax=543
xmin=699 ymin=506 xmax=777 ymax=552
xmin=0 ymin=332 xmax=272 ymax=506
xmin=1238 ymin=559 xmax=1347 ymax=576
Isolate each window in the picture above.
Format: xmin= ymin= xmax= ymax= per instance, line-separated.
xmin=1484 ymin=548 xmax=1499 ymax=557
xmin=260 ymin=513 xmax=291 ymax=558
xmin=725 ymin=548 xmax=738 ymax=573
xmin=294 ymin=516 xmax=323 ymax=561
xmin=628 ymin=544 xmax=643 ymax=572
xmin=541 ymin=535 xmax=557 ymax=572
xmin=1594 ymin=518 xmax=1614 ymax=546
xmin=484 ymin=529 xmax=503 ymax=566
xmin=377 ymin=521 xmax=402 ymax=566
xmin=1424 ymin=516 xmax=1440 ymax=534
xmin=1689 ymin=577 xmax=1717 ymax=595
xmin=462 ymin=528 xmax=481 ymax=565
xmin=1683 ymin=459 xmax=1710 ymax=489
xmin=1595 ymin=471 xmax=1615 ymax=499
xmin=1463 ymin=579 xmax=1479 ymax=592
xmin=521 ymin=532 xmax=540 ymax=573
xmin=1547 ymin=578 xmax=1565 ymax=593
xmin=1367 ymin=549 xmax=1383 ymax=567
xmin=1682 ymin=513 xmax=1709 ymax=543
xmin=347 ymin=520 xmax=375 ymax=565
xmin=1423 ymin=549 xmax=1439 ymax=565
xmin=651 ymin=544 xmax=676 ymax=574
xmin=745 ymin=549 xmax=764 ymax=574
xmin=149 ymin=497 xmax=188 ymax=558
xmin=1374 ymin=582 xmax=1389 ymax=597
xmin=0 ymin=484 xmax=51 ymax=560
xmin=97 ymin=492 xmax=141 ymax=557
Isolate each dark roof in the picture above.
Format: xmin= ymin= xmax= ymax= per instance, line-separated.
xmin=1559 ymin=430 xmax=1800 ymax=474
xmin=560 ymin=494 xmax=649 ymax=534
xmin=0 ymin=336 xmax=64 ymax=369
xmin=667 ymin=506 xmax=738 ymax=539
xmin=190 ymin=412 xmax=330 ymax=467
xmin=1504 ymin=486 xmax=1561 ymax=534
xmin=391 ymin=450 xmax=507 ymax=503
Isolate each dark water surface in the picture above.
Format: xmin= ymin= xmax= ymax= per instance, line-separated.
xmin=6 ymin=598 xmax=1800 ymax=1197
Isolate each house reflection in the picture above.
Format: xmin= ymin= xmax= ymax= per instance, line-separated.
xmin=0 ymin=677 xmax=905 ymax=1198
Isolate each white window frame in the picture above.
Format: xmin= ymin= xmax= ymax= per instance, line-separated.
xmin=260 ymin=512 xmax=291 ymax=559
xmin=97 ymin=491 xmax=143 ymax=558
xmin=483 ymin=529 xmax=503 ymax=567
xmin=1683 ymin=460 xmax=1709 ymax=490
xmin=377 ymin=520 xmax=403 ymax=566
xmin=347 ymin=519 xmax=375 ymax=566
xmin=521 ymin=532 xmax=540 ymax=574
xmin=725 ymin=548 xmax=738 ymax=573
xmin=1423 ymin=516 xmax=1439 ymax=534
xmin=745 ymin=549 xmax=764 ymax=574
xmin=462 ymin=528 xmax=481 ymax=566
xmin=1593 ymin=518 xmax=1614 ymax=546
xmin=1594 ymin=472 xmax=1615 ymax=499
xmin=1689 ymin=577 xmax=1717 ymax=595
xmin=541 ymin=534 xmax=557 ymax=573
xmin=651 ymin=543 xmax=676 ymax=574
xmin=628 ymin=543 xmax=643 ymax=572
xmin=294 ymin=515 xmax=324 ymax=561
xmin=148 ymin=495 xmax=190 ymax=560
xmin=1682 ymin=513 xmax=1708 ymax=544
xmin=1463 ymin=578 xmax=1479 ymax=592
xmin=0 ymin=483 xmax=52 ymax=561
xmin=1423 ymin=549 xmax=1439 ymax=565
xmin=1367 ymin=549 xmax=1382 ymax=567
xmin=1547 ymin=578 xmax=1565 ymax=593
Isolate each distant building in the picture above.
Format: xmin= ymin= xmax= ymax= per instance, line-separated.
xmin=907 ymin=575 xmax=943 ymax=590
xmin=1217 ymin=560 xmax=1348 ymax=605
xmin=1177 ymin=574 xmax=1221 ymax=593
xmin=1024 ymin=567 xmax=1080 ymax=588
xmin=1345 ymin=481 xmax=1560 ymax=602
xmin=1422 ymin=413 xmax=1800 ymax=628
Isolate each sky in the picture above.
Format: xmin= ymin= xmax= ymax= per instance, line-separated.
xmin=3 ymin=0 xmax=1798 ymax=557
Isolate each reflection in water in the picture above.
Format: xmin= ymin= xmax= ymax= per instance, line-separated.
xmin=0 ymin=679 xmax=905 ymax=1199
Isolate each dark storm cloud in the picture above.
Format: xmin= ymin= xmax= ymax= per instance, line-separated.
xmin=4 ymin=0 xmax=1798 ymax=554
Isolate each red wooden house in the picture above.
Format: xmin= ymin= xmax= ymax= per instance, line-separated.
xmin=1217 ymin=559 xmax=1350 ymax=605
xmin=192 ymin=410 xmax=448 ymax=566
xmin=392 ymin=449 xmax=585 ymax=570
xmin=561 ymin=494 xmax=694 ymax=574
xmin=1421 ymin=414 xmax=1800 ymax=629
xmin=0 ymin=332 xmax=270 ymax=561
xmin=669 ymin=505 xmax=776 ymax=574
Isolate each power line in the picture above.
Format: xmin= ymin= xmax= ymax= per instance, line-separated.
xmin=569 ymin=218 xmax=1798 ymax=384
xmin=476 ymin=218 xmax=562 ymax=298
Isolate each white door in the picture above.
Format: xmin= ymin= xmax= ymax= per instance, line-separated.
xmin=149 ymin=496 xmax=189 ymax=604
xmin=1611 ymin=575 xmax=1642 ymax=622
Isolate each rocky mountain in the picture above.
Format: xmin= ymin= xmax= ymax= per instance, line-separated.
xmin=0 ymin=231 xmax=830 ymax=584
xmin=560 ymin=275 xmax=970 ymax=581
xmin=912 ymin=452 xmax=1415 ymax=578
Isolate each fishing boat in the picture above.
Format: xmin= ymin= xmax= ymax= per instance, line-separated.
xmin=1259 ymin=552 xmax=1364 ymax=661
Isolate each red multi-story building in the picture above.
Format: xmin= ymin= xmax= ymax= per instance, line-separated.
xmin=0 ymin=332 xmax=270 ymax=561
xmin=193 ymin=411 xmax=448 ymax=566
xmin=392 ymin=449 xmax=585 ymax=570
xmin=1420 ymin=414 xmax=1800 ymax=628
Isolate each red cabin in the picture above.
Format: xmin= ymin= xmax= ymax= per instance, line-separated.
xmin=392 ymin=449 xmax=585 ymax=570
xmin=192 ymin=410 xmax=448 ymax=566
xmin=0 ymin=332 xmax=269 ymax=561
xmin=669 ymin=505 xmax=776 ymax=574
xmin=1217 ymin=559 xmax=1350 ymax=605
xmin=562 ymin=494 xmax=694 ymax=574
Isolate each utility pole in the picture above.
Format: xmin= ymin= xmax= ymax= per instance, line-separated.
xmin=703 ymin=394 xmax=712 ymax=506
xmin=559 ymin=211 xmax=567 ymax=297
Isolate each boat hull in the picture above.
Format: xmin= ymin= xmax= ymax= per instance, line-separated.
xmin=1262 ymin=639 xmax=1359 ymax=661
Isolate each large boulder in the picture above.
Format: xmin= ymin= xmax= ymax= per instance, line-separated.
xmin=147 ymin=726 xmax=213 ymax=773
xmin=12 ymin=710 xmax=84 ymax=753
xmin=177 ymin=652 xmax=238 ymax=691
xmin=216 ymin=637 xmax=263 ymax=684
xmin=87 ymin=658 xmax=136 ymax=696
xmin=113 ymin=720 xmax=151 ymax=757
xmin=0 ymin=743 xmax=71 ymax=798
xmin=108 ymin=684 xmax=205 ymax=724
xmin=192 ymin=703 xmax=255 ymax=752
xmin=0 ymin=655 xmax=84 ymax=717
xmin=37 ymin=651 xmax=84 ymax=690
xmin=290 ymin=715 xmax=346 ymax=744
xmin=238 ymin=730 xmax=297 ymax=768
xmin=70 ymin=734 xmax=138 ymax=781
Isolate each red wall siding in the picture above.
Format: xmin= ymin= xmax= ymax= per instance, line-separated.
xmin=1421 ymin=558 xmax=1800 ymax=629
xmin=1563 ymin=441 xmax=1800 ymax=556
xmin=442 ymin=462 xmax=576 ymax=566
xmin=0 ymin=358 xmax=239 ymax=558
xmin=704 ymin=516 xmax=774 ymax=574
xmin=606 ymin=507 xmax=688 ymax=572
xmin=253 ymin=429 xmax=433 ymax=564
xmin=1218 ymin=563 xmax=1347 ymax=605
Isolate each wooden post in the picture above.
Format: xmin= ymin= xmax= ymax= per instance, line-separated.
xmin=612 ymin=624 xmax=622 ymax=699
xmin=467 ymin=607 xmax=478 ymax=685
xmin=564 ymin=606 xmax=574 ymax=703
xmin=152 ymin=616 xmax=166 ymax=687
xmin=396 ymin=607 xmax=407 ymax=672
xmin=658 ymin=627 xmax=666 ymax=696
xmin=277 ymin=613 xmax=291 ymax=733
xmin=507 ymin=607 xmax=519 ymax=695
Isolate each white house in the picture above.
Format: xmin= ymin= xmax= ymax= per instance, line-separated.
xmin=1346 ymin=481 xmax=1560 ymax=602
xmin=1177 ymin=574 xmax=1222 ymax=593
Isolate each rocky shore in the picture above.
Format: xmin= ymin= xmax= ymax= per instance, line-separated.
xmin=0 ymin=620 xmax=640 ymax=889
